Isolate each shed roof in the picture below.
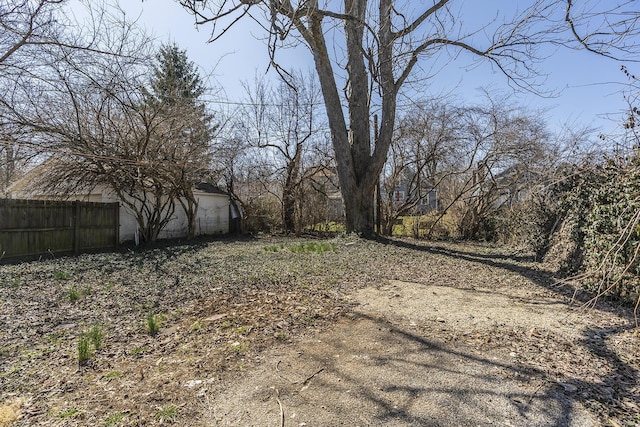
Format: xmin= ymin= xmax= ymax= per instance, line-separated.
xmin=194 ymin=182 xmax=228 ymax=196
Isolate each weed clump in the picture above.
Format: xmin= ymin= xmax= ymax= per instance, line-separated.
xmin=289 ymin=242 xmax=336 ymax=254
xmin=155 ymin=406 xmax=178 ymax=421
xmin=88 ymin=325 xmax=104 ymax=349
xmin=105 ymin=412 xmax=127 ymax=426
xmin=146 ymin=311 xmax=160 ymax=336
xmin=67 ymin=287 xmax=80 ymax=302
xmin=77 ymin=325 xmax=105 ymax=365
xmin=56 ymin=408 xmax=81 ymax=419
xmin=54 ymin=270 xmax=70 ymax=280
xmin=77 ymin=335 xmax=91 ymax=365
xmin=263 ymin=243 xmax=285 ymax=252
xmin=67 ymin=285 xmax=92 ymax=303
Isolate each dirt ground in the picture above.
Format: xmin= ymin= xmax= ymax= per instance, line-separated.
xmin=208 ymin=281 xmax=604 ymax=426
xmin=1 ymin=237 xmax=639 ymax=426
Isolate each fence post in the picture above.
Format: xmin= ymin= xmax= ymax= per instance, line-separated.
xmin=73 ymin=201 xmax=80 ymax=253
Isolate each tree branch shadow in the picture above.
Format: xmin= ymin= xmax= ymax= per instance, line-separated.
xmin=363 ymin=237 xmax=639 ymax=424
xmin=377 ymin=237 xmax=628 ymax=311
xmin=274 ymin=313 xmax=593 ymax=426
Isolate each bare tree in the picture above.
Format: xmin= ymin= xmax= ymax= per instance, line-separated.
xmin=178 ymin=0 xmax=640 ymax=236
xmin=1 ymin=0 xmax=66 ymax=66
xmin=452 ymin=97 xmax=549 ymax=239
xmin=382 ymin=94 xmax=555 ymax=239
xmin=0 ymin=0 xmax=76 ymax=193
xmin=0 ymin=123 xmax=34 ymax=196
xmin=239 ymin=71 xmax=323 ymax=233
xmin=213 ymin=132 xmax=250 ymax=229
xmin=2 ymin=5 xmax=215 ymax=242
xmin=380 ymin=100 xmax=462 ymax=235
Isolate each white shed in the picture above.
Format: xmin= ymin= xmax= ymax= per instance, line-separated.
xmin=7 ymin=167 xmax=232 ymax=242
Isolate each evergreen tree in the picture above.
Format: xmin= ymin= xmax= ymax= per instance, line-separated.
xmin=147 ymin=43 xmax=205 ymax=106
xmin=146 ymin=43 xmax=215 ymax=238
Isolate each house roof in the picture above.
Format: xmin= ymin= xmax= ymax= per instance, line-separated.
xmin=5 ymin=159 xmax=79 ymax=199
xmin=10 ymin=161 xmax=228 ymax=199
xmin=194 ymin=182 xmax=228 ymax=196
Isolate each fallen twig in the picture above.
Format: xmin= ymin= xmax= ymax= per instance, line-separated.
xmin=275 ymin=360 xmax=295 ymax=383
xmin=526 ymin=383 xmax=545 ymax=408
xmin=299 ymin=367 xmax=325 ymax=386
xmin=275 ymin=388 xmax=285 ymax=427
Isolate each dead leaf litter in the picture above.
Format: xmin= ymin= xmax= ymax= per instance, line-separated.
xmin=0 ymin=237 xmax=638 ymax=426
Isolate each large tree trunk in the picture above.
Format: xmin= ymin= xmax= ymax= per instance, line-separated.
xmin=282 ymin=144 xmax=302 ymax=233
xmin=181 ymin=0 xmax=640 ymax=236
xmin=343 ymin=182 xmax=376 ymax=236
xmin=294 ymin=1 xmax=394 ymax=236
xmin=282 ymin=183 xmax=296 ymax=233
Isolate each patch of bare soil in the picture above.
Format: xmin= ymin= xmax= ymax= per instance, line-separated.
xmin=1 ymin=237 xmax=638 ymax=426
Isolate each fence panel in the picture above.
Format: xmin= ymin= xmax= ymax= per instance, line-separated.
xmin=0 ymin=199 xmax=119 ymax=259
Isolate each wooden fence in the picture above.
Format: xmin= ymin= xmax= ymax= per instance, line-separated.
xmin=0 ymin=198 xmax=119 ymax=260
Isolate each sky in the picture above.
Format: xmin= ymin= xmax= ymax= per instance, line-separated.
xmin=114 ymin=0 xmax=637 ymax=141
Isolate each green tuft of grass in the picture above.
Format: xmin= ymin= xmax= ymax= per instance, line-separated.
xmin=289 ymin=242 xmax=336 ymax=254
xmin=77 ymin=335 xmax=91 ymax=365
xmin=129 ymin=346 xmax=148 ymax=356
xmin=190 ymin=320 xmax=202 ymax=330
xmin=103 ymin=281 xmax=115 ymax=293
xmin=1 ymin=278 xmax=21 ymax=287
xmin=146 ymin=311 xmax=160 ymax=336
xmin=54 ymin=270 xmax=70 ymax=280
xmin=57 ymin=408 xmax=81 ymax=419
xmin=155 ymin=406 xmax=178 ymax=421
xmin=67 ymin=287 xmax=80 ymax=302
xmin=67 ymin=285 xmax=92 ymax=302
xmin=234 ymin=325 xmax=250 ymax=335
xmin=105 ymin=411 xmax=127 ymax=426
xmin=77 ymin=325 xmax=105 ymax=365
xmin=104 ymin=370 xmax=122 ymax=379
xmin=264 ymin=243 xmax=286 ymax=252
xmin=88 ymin=325 xmax=104 ymax=350
xmin=220 ymin=320 xmax=233 ymax=329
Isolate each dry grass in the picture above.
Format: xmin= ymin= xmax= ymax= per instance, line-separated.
xmin=0 ymin=236 xmax=393 ymax=425
xmin=0 ymin=398 xmax=25 ymax=427
xmin=0 ymin=236 xmax=637 ymax=425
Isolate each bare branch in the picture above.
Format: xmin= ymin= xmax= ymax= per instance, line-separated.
xmin=391 ymin=0 xmax=450 ymax=40
xmin=565 ymin=0 xmax=640 ymax=61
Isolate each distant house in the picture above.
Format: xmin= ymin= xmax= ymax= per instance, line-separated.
xmin=303 ymin=165 xmax=344 ymax=222
xmin=7 ymin=165 xmax=236 ymax=243
xmin=492 ymin=164 xmax=540 ymax=208
xmin=391 ymin=181 xmax=438 ymax=213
